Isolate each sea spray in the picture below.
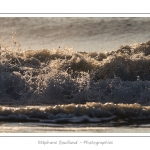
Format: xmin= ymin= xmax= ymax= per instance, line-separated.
xmin=1 ymin=40 xmax=150 ymax=105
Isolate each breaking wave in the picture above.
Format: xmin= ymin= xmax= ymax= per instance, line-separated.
xmin=0 ymin=102 xmax=150 ymax=123
xmin=1 ymin=40 xmax=150 ymax=106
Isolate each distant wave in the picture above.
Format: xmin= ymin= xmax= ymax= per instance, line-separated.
xmin=1 ymin=40 xmax=150 ymax=105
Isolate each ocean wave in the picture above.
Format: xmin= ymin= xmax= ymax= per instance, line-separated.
xmin=0 ymin=102 xmax=149 ymax=123
xmin=1 ymin=40 xmax=150 ymax=105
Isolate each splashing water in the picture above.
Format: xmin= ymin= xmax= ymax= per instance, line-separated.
xmin=1 ymin=39 xmax=150 ymax=106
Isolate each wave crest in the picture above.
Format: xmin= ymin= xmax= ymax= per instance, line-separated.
xmin=1 ymin=40 xmax=150 ymax=105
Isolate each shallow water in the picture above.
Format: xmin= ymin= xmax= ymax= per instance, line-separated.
xmin=0 ymin=122 xmax=150 ymax=133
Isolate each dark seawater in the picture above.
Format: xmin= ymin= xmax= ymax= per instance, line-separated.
xmin=1 ymin=17 xmax=150 ymax=132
